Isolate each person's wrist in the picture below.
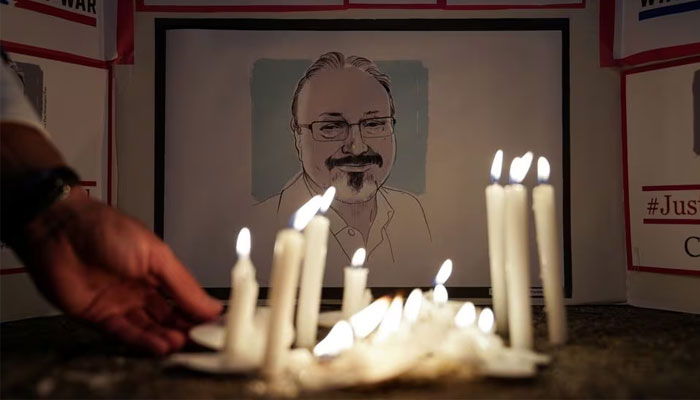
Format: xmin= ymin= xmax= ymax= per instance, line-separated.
xmin=38 ymin=183 xmax=89 ymax=217
xmin=1 ymin=166 xmax=81 ymax=248
xmin=25 ymin=183 xmax=89 ymax=231
xmin=9 ymin=184 xmax=89 ymax=274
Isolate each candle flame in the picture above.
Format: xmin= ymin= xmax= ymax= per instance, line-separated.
xmin=433 ymin=284 xmax=448 ymax=305
xmin=319 ymin=186 xmax=336 ymax=213
xmin=292 ymin=195 xmax=322 ymax=230
xmin=403 ymin=288 xmax=423 ymax=324
xmin=351 ymin=248 xmax=366 ymax=268
xmin=373 ymin=296 xmax=404 ymax=343
xmin=454 ymin=302 xmax=476 ymax=328
xmin=508 ymin=157 xmax=520 ymax=182
xmin=435 ymin=259 xmax=453 ymax=285
xmin=509 ymin=151 xmax=533 ymax=183
xmin=490 ymin=150 xmax=503 ymax=182
xmin=350 ymin=296 xmax=391 ymax=339
xmin=537 ymin=156 xmax=550 ymax=183
xmin=313 ymin=320 xmax=354 ymax=358
xmin=236 ymin=227 xmax=251 ymax=258
xmin=478 ymin=307 xmax=495 ymax=334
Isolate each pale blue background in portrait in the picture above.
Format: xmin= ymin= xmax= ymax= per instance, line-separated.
xmin=250 ymin=59 xmax=428 ymax=201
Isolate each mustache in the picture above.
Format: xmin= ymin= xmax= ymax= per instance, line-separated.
xmin=325 ymin=152 xmax=384 ymax=170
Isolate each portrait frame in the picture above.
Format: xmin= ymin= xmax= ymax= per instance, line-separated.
xmin=153 ymin=18 xmax=572 ymax=300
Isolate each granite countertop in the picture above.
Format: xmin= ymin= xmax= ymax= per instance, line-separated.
xmin=2 ymin=305 xmax=700 ymax=399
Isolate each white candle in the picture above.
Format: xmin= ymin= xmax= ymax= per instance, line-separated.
xmin=504 ymin=153 xmax=534 ymax=350
xmin=296 ymin=187 xmax=336 ymax=349
xmin=434 ymin=259 xmax=452 ymax=287
xmin=224 ymin=227 xmax=259 ymax=364
xmin=485 ymin=150 xmax=508 ymax=334
xmin=454 ymin=302 xmax=476 ymax=328
xmin=349 ymin=296 xmax=391 ymax=339
xmin=313 ymin=320 xmax=354 ymax=358
xmin=532 ymin=157 xmax=567 ymax=345
xmin=433 ymin=284 xmax=448 ymax=306
xmin=361 ymin=288 xmax=373 ymax=309
xmin=403 ymin=289 xmax=423 ymax=325
xmin=430 ymin=285 xmax=455 ymax=333
xmin=478 ymin=308 xmax=496 ymax=335
xmin=263 ymin=196 xmax=321 ymax=377
xmin=342 ymin=248 xmax=368 ymax=319
xmin=373 ymin=296 xmax=404 ymax=343
xmin=430 ymin=258 xmax=452 ymax=318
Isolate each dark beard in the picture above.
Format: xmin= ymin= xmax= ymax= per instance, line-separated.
xmin=348 ymin=172 xmax=365 ymax=192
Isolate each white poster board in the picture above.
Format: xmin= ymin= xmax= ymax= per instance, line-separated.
xmin=623 ymin=57 xmax=700 ymax=276
xmin=157 ymin=18 xmax=571 ymax=298
xmin=0 ymin=0 xmax=117 ymax=61
xmin=600 ymin=0 xmax=700 ymax=66
xmin=0 ymin=2 xmax=113 ymax=319
xmin=0 ymin=50 xmax=110 ymax=321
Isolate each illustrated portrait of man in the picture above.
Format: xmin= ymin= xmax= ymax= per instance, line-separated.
xmin=258 ymin=52 xmax=433 ymax=285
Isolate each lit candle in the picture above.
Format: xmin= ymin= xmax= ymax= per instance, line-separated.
xmin=361 ymin=288 xmax=373 ymax=309
xmin=350 ymin=296 xmax=390 ymax=339
xmin=341 ymin=248 xmax=368 ymax=319
xmin=532 ymin=157 xmax=567 ymax=345
xmin=478 ymin=307 xmax=496 ymax=335
xmin=433 ymin=284 xmax=448 ymax=306
xmin=373 ymin=296 xmax=404 ymax=343
xmin=223 ymin=227 xmax=259 ymax=364
xmin=263 ymin=196 xmax=321 ymax=377
xmin=435 ymin=259 xmax=453 ymax=287
xmin=433 ymin=258 xmax=452 ymax=306
xmin=485 ymin=150 xmax=508 ymax=334
xmin=296 ymin=187 xmax=336 ymax=349
xmin=403 ymin=289 xmax=423 ymax=325
xmin=313 ymin=320 xmax=354 ymax=358
xmin=504 ymin=153 xmax=534 ymax=350
xmin=454 ymin=302 xmax=477 ymax=329
xmin=430 ymin=258 xmax=452 ymax=325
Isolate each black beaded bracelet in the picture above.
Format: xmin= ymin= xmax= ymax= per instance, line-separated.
xmin=1 ymin=166 xmax=81 ymax=246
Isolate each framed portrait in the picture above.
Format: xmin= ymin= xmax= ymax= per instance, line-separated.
xmin=154 ymin=18 xmax=572 ymax=299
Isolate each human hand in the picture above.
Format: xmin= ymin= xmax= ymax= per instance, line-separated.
xmin=14 ymin=188 xmax=222 ymax=355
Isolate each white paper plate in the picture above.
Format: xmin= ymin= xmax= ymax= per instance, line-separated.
xmin=189 ymin=306 xmax=293 ymax=352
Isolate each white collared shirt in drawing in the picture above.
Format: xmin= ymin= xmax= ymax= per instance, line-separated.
xmin=257 ymin=173 xmax=434 ymax=286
